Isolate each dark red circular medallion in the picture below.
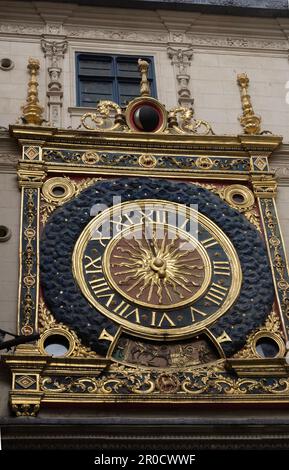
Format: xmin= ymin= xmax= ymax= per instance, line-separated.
xmin=126 ymin=97 xmax=167 ymax=133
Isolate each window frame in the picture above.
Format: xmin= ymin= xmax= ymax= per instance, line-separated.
xmin=76 ymin=52 xmax=157 ymax=107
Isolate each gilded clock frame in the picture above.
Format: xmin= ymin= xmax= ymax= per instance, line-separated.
xmin=3 ymin=126 xmax=289 ymax=417
xmin=72 ymin=199 xmax=242 ymax=338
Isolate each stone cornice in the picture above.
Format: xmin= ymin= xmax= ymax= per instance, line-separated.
xmin=23 ymin=1 xmax=289 ymax=17
xmin=0 ymin=2 xmax=288 ymax=53
xmin=3 ymin=129 xmax=289 ymax=183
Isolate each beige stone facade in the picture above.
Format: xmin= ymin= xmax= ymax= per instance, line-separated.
xmin=1 ymin=1 xmax=289 ymax=420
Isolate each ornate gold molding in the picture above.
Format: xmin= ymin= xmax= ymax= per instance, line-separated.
xmin=40 ymin=176 xmax=102 ymax=225
xmin=81 ymin=101 xmax=125 ymax=132
xmin=168 ymin=106 xmax=214 ymax=135
xmin=10 ymin=126 xmax=282 ymax=157
xmin=17 ymin=162 xmax=46 ymax=189
xmin=251 ymin=173 xmax=277 ymax=198
xmin=233 ymin=310 xmax=285 ymax=360
xmin=38 ymin=300 xmax=98 ymax=358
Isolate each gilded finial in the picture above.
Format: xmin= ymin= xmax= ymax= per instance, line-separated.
xmin=237 ymin=73 xmax=261 ymax=135
xmin=21 ymin=58 xmax=44 ymax=126
xmin=138 ymin=58 xmax=150 ymax=97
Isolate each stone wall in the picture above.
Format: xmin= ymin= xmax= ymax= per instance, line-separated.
xmin=0 ymin=3 xmax=289 ymax=135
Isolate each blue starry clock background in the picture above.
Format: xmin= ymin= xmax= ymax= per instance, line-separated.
xmin=40 ymin=177 xmax=274 ymax=356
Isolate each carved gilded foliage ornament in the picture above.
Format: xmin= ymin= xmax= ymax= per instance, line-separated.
xmin=168 ymin=107 xmax=214 ymax=135
xmin=80 ymin=58 xmax=214 ymax=135
xmin=81 ymin=100 xmax=125 ymax=132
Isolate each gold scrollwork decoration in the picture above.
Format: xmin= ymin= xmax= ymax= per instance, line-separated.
xmin=234 ymin=310 xmax=285 ymax=359
xmin=41 ymin=373 xmax=155 ymax=395
xmin=39 ymin=359 xmax=289 ymax=398
xmin=168 ymin=107 xmax=214 ymax=135
xmin=81 ymin=100 xmax=125 ymax=132
xmin=40 ymin=177 xmax=102 ymax=225
xmin=38 ymin=300 xmax=98 ymax=358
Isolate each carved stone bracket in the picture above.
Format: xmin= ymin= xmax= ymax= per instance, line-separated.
xmin=251 ymin=173 xmax=277 ymax=198
xmin=167 ymin=46 xmax=194 ymax=107
xmin=41 ymin=37 xmax=68 ymax=127
xmin=3 ymin=343 xmax=49 ymax=416
xmin=17 ymin=161 xmax=46 ymax=188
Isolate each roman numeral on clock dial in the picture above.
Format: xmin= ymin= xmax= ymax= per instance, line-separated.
xmin=190 ymin=307 xmax=207 ymax=323
xmin=213 ymin=261 xmax=231 ymax=276
xmin=201 ymin=236 xmax=218 ymax=249
xmin=89 ymin=277 xmax=111 ymax=295
xmin=205 ymin=283 xmax=228 ymax=306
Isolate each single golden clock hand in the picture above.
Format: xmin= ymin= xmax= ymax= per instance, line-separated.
xmin=143 ymin=223 xmax=157 ymax=257
xmin=142 ymin=223 xmax=167 ymax=279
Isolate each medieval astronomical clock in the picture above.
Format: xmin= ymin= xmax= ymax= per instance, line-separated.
xmin=5 ymin=60 xmax=289 ymax=416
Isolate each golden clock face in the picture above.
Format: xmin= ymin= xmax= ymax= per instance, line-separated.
xmin=103 ymin=224 xmax=211 ymax=309
xmin=72 ymin=199 xmax=242 ymax=340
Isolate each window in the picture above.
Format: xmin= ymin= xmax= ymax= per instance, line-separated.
xmin=76 ymin=53 xmax=157 ymax=107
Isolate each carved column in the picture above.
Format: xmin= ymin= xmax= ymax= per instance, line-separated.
xmin=167 ymin=47 xmax=194 ymax=108
xmin=17 ymin=158 xmax=46 ymax=336
xmin=41 ymin=38 xmax=68 ymax=127
xmin=250 ymin=172 xmax=289 ymax=341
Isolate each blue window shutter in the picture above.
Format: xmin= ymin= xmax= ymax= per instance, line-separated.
xmin=76 ymin=53 xmax=157 ymax=107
